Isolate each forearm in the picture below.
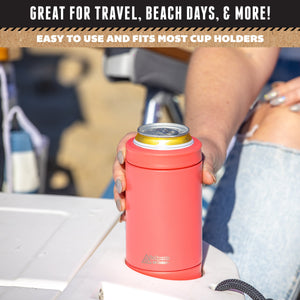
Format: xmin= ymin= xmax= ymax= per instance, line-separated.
xmin=185 ymin=47 xmax=279 ymax=163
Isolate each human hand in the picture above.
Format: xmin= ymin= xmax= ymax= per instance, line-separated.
xmin=197 ymin=136 xmax=225 ymax=186
xmin=264 ymin=78 xmax=300 ymax=112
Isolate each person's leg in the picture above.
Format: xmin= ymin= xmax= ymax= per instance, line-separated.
xmin=203 ymin=140 xmax=300 ymax=300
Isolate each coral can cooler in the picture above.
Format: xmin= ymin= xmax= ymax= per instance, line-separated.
xmin=125 ymin=123 xmax=203 ymax=280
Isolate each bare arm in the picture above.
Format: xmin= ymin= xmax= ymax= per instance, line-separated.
xmin=185 ymin=47 xmax=280 ymax=183
xmin=112 ymin=47 xmax=280 ymax=213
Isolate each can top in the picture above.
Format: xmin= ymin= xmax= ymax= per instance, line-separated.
xmin=138 ymin=123 xmax=189 ymax=137
xmin=134 ymin=123 xmax=193 ymax=150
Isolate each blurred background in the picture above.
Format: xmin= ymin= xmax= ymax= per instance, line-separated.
xmin=6 ymin=48 xmax=184 ymax=198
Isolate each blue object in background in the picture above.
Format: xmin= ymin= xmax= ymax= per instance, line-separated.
xmin=101 ymin=179 xmax=115 ymax=199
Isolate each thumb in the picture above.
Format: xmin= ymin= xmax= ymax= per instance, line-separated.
xmin=203 ymin=163 xmax=217 ymax=185
xmin=197 ymin=137 xmax=225 ymax=186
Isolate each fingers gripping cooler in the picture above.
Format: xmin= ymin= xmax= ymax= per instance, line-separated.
xmin=125 ymin=123 xmax=203 ymax=280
